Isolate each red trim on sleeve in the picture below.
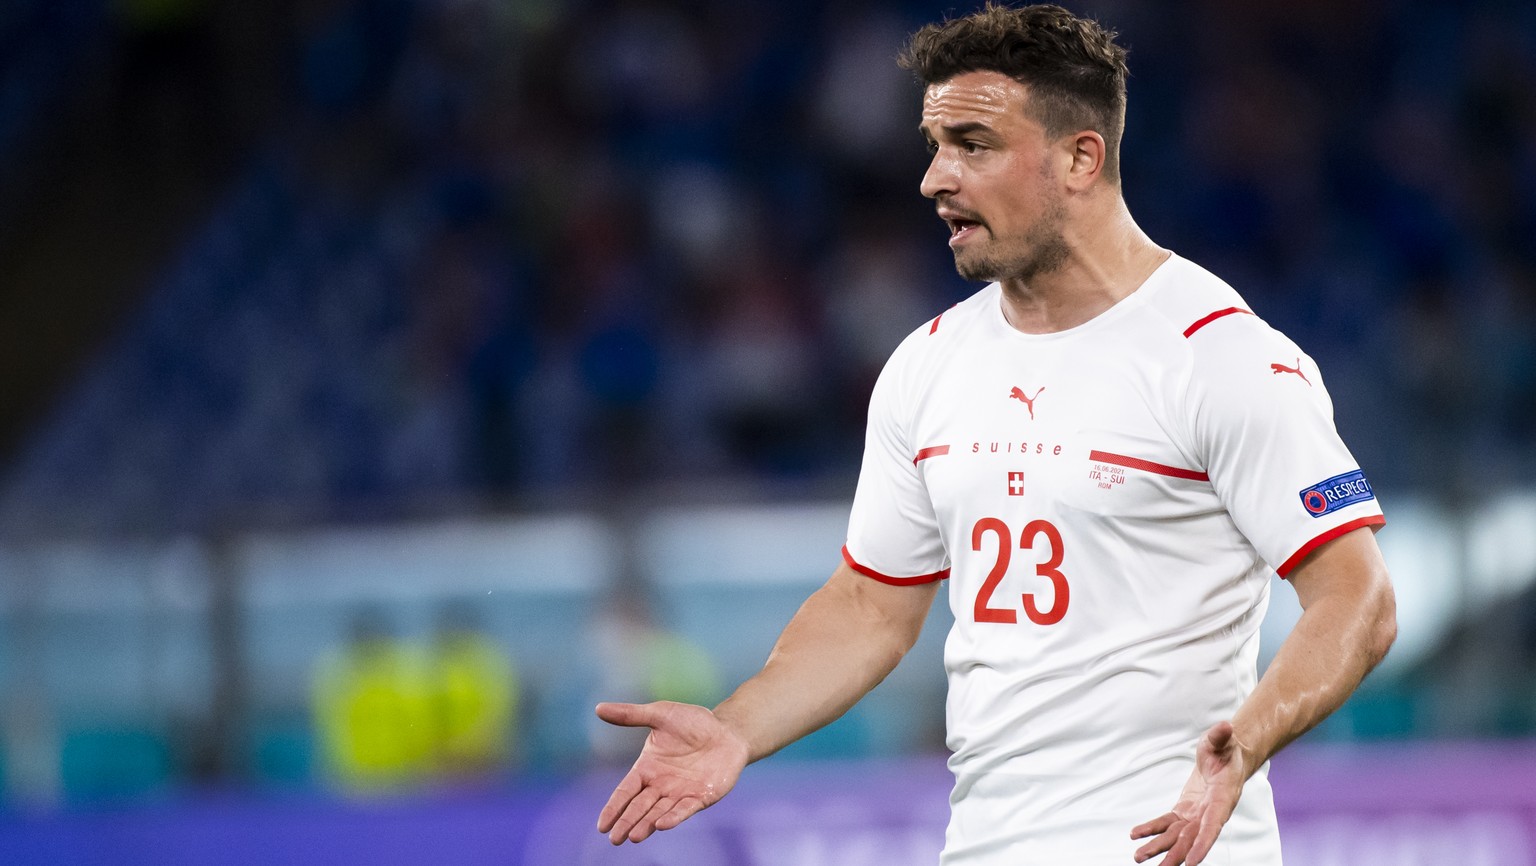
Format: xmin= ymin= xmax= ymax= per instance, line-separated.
xmin=1089 ymin=450 xmax=1210 ymax=482
xmin=1183 ymin=307 xmax=1253 ymax=338
xmin=1276 ymin=515 xmax=1386 ymax=578
xmin=913 ymin=445 xmax=950 ymax=465
xmin=842 ymin=546 xmax=949 ymax=585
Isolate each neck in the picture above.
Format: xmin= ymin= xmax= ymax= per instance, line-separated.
xmin=998 ymin=198 xmax=1168 ymax=334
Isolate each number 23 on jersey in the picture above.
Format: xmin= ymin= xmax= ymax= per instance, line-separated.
xmin=971 ymin=518 xmax=1068 ymax=625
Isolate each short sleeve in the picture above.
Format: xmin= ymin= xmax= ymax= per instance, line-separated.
xmin=1188 ymin=320 xmax=1385 ymax=577
xmin=843 ymin=352 xmax=950 ymax=585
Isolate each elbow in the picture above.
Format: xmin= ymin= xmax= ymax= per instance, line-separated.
xmin=1366 ymin=579 xmax=1398 ymax=669
xmin=1370 ymin=611 xmax=1396 ymax=669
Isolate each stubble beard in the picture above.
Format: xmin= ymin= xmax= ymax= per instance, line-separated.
xmin=953 ymin=199 xmax=1070 ymax=284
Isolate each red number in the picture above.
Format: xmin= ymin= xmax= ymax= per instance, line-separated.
xmin=970 ymin=517 xmax=1069 ymax=625
xmin=971 ymin=517 xmax=1017 ymax=623
xmin=1020 ymin=519 xmax=1068 ymax=625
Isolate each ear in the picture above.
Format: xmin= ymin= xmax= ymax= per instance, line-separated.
xmin=1064 ymin=130 xmax=1107 ymax=191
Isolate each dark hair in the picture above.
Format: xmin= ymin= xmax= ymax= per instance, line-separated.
xmin=899 ymin=3 xmax=1129 ymax=181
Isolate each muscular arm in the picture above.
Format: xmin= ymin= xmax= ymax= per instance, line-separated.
xmin=1232 ymin=526 xmax=1397 ymax=764
xmin=714 ymin=561 xmax=941 ymax=761
xmin=1134 ymin=526 xmax=1397 ymax=865
xmin=596 ymin=561 xmax=939 ymax=844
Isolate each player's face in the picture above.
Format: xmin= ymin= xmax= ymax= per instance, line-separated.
xmin=919 ymin=71 xmax=1068 ymax=283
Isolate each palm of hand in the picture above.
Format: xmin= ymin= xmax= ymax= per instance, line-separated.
xmin=633 ymin=706 xmax=738 ymax=796
xmin=596 ymin=701 xmax=749 ymax=845
xmin=1131 ymin=721 xmax=1249 ymax=866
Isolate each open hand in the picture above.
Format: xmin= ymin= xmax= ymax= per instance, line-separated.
xmin=595 ymin=701 xmax=751 ymax=845
xmin=1130 ymin=720 xmax=1252 ymax=866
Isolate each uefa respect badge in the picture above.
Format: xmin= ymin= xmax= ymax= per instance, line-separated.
xmin=1299 ymin=469 xmax=1375 ymax=517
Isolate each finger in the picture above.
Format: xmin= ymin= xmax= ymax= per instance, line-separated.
xmin=655 ymin=796 xmax=707 ymax=831
xmin=596 ymin=701 xmax=661 ymax=728
xmin=1187 ymin=834 xmax=1213 ymax=866
xmin=1154 ymin=820 xmax=1199 ymax=866
xmin=1202 ymin=720 xmax=1234 ymax=752
xmin=1131 ymin=812 xmax=1177 ymax=839
xmin=627 ymin=797 xmax=676 ymax=843
xmin=1185 ymin=800 xmax=1235 ymax=865
xmin=657 ymin=798 xmax=709 ymax=829
xmin=1134 ymin=826 xmax=1180 ymax=862
xmin=597 ymin=772 xmax=644 ymax=834
xmin=1136 ymin=823 xmax=1179 ymax=859
xmin=610 ymin=787 xmax=662 ymax=845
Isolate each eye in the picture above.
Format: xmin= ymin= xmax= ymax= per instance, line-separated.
xmin=925 ymin=140 xmax=939 ymax=155
xmin=962 ymin=140 xmax=984 ymax=155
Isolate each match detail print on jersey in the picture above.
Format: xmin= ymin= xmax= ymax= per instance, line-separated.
xmin=1087 ymin=449 xmax=1210 ymax=482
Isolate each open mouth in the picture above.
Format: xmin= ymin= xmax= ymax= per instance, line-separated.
xmin=947 ymin=218 xmax=983 ymax=246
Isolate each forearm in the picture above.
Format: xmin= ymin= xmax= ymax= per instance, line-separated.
xmin=713 ymin=563 xmax=934 ymax=762
xmin=1230 ymin=540 xmax=1396 ymax=771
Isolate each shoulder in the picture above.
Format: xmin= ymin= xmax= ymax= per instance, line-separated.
xmin=882 ymin=283 xmax=999 ymax=373
xmin=1139 ymin=255 xmax=1252 ymax=339
xmin=1141 ymin=255 xmax=1307 ymax=376
xmin=1126 ymin=255 xmax=1334 ymax=443
xmin=863 ymin=284 xmax=996 ymax=425
xmin=1145 ymin=258 xmax=1334 ymax=432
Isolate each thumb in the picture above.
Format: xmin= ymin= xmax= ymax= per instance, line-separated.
xmin=595 ymin=701 xmax=661 ymax=728
xmin=1202 ymin=720 xmax=1234 ymax=752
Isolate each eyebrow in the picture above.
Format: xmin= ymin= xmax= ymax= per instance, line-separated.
xmin=919 ymin=121 xmax=997 ymax=141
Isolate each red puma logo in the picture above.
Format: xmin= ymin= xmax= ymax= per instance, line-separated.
xmin=1009 ymin=386 xmax=1045 ymax=419
xmin=1270 ymin=358 xmax=1311 ymax=386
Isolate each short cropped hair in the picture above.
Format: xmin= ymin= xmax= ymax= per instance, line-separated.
xmin=899 ymin=3 xmax=1129 ymax=181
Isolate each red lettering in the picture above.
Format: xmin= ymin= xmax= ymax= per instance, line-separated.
xmin=1020 ymin=520 xmax=1068 ymax=625
xmin=961 ymin=440 xmax=1065 ymax=458
xmin=971 ymin=518 xmax=1017 ymax=624
xmin=970 ymin=517 xmax=1069 ymax=626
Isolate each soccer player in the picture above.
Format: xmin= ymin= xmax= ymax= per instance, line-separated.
xmin=595 ymin=4 xmax=1397 ymax=865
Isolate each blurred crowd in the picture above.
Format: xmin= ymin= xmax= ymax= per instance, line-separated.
xmin=0 ymin=0 xmax=1530 ymax=534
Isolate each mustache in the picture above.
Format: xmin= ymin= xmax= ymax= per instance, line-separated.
xmin=937 ymin=201 xmax=985 ymax=224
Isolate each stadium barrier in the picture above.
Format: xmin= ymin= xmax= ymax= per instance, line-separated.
xmin=2 ymin=743 xmax=1535 ymax=865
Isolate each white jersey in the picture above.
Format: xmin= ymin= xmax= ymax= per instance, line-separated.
xmin=843 ymin=254 xmax=1384 ymax=866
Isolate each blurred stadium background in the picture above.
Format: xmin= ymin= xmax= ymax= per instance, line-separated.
xmin=0 ymin=0 xmax=1533 ymax=863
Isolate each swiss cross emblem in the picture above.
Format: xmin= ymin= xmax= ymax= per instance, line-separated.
xmin=1007 ymin=471 xmax=1025 ymax=496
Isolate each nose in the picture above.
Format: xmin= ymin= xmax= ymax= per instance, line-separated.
xmin=920 ymin=150 xmax=958 ymax=200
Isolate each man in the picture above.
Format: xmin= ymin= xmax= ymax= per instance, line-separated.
xmin=313 ymin=608 xmax=434 ymax=794
xmin=427 ymin=604 xmax=519 ymax=777
xmin=595 ymin=4 xmax=1396 ymax=865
